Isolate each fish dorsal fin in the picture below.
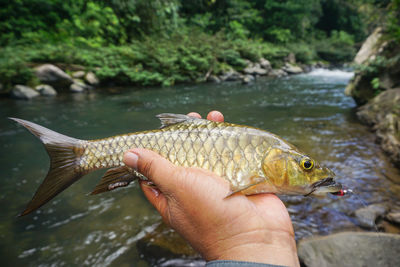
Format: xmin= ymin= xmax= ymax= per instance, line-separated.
xmin=156 ymin=113 xmax=197 ymax=128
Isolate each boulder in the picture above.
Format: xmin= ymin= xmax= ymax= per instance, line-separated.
xmin=286 ymin=52 xmax=296 ymax=64
xmin=35 ymin=84 xmax=57 ymax=96
xmin=242 ymin=74 xmax=255 ymax=84
xmin=72 ymin=71 xmax=86 ymax=79
xmin=136 ymin=222 xmax=200 ymax=266
xmin=70 ymin=80 xmax=88 ymax=93
xmin=344 ymin=73 xmax=376 ymax=105
xmin=268 ymin=69 xmax=287 ymax=78
xmin=386 ymin=212 xmax=400 ymax=225
xmin=354 ymin=27 xmax=382 ymax=65
xmin=10 ymin=85 xmax=39 ymax=99
xmin=357 ymin=89 xmax=400 ymax=166
xmin=346 ymin=28 xmax=400 ymax=105
xmin=219 ymin=70 xmax=242 ymax=82
xmin=282 ymin=63 xmax=303 ymax=74
xmin=354 ymin=203 xmax=388 ymax=228
xmin=35 ymin=64 xmax=73 ymax=89
xmin=207 ymin=75 xmax=221 ymax=83
xmin=243 ymin=63 xmax=268 ymax=75
xmin=85 ymin=71 xmax=99 ymax=86
xmin=259 ymin=58 xmax=272 ymax=71
xmin=298 ymin=232 xmax=400 ymax=267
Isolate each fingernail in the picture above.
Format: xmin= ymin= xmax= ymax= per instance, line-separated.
xmin=124 ymin=151 xmax=138 ymax=169
xmin=142 ymin=181 xmax=160 ymax=197
xmin=143 ymin=181 xmax=155 ymax=186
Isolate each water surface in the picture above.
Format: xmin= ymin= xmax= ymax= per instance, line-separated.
xmin=1 ymin=69 xmax=399 ymax=266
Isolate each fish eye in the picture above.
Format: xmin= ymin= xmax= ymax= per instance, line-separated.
xmin=301 ymin=158 xmax=314 ymax=170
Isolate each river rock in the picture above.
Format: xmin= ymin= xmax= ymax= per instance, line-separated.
xmin=354 ymin=27 xmax=382 ymax=65
xmin=386 ymin=212 xmax=400 ymax=225
xmin=35 ymin=84 xmax=57 ymax=96
xmin=10 ymin=85 xmax=39 ymax=99
xmin=243 ymin=63 xmax=268 ymax=75
xmin=282 ymin=63 xmax=303 ymax=74
xmin=357 ymin=89 xmax=400 ymax=166
xmin=70 ymin=80 xmax=88 ymax=93
xmin=136 ymin=222 xmax=200 ymax=266
xmin=286 ymin=52 xmax=296 ymax=64
xmin=344 ymin=74 xmax=376 ymax=105
xmin=346 ymin=27 xmax=400 ymax=105
xmin=207 ymin=75 xmax=221 ymax=83
xmin=242 ymin=74 xmax=255 ymax=84
xmin=85 ymin=72 xmax=99 ymax=86
xmin=259 ymin=58 xmax=272 ymax=71
xmin=219 ymin=69 xmax=242 ymax=82
xmin=35 ymin=64 xmax=73 ymax=89
xmin=72 ymin=71 xmax=85 ymax=79
xmin=354 ymin=203 xmax=388 ymax=228
xmin=298 ymin=232 xmax=400 ymax=267
xmin=268 ymin=69 xmax=287 ymax=78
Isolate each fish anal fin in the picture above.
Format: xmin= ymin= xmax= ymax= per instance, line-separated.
xmin=90 ymin=166 xmax=140 ymax=195
xmin=225 ymin=175 xmax=266 ymax=198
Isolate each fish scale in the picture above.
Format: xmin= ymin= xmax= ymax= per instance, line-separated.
xmin=82 ymin=119 xmax=268 ymax=186
xmin=11 ymin=113 xmax=342 ymax=216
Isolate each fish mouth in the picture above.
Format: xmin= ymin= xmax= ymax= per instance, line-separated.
xmin=308 ymin=177 xmax=342 ymax=195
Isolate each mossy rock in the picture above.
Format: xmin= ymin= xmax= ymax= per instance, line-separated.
xmin=136 ymin=222 xmax=200 ymax=266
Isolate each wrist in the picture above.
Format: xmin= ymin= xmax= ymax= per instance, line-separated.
xmin=204 ymin=229 xmax=299 ymax=267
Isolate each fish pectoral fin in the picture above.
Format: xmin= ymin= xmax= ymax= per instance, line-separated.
xmin=90 ymin=166 xmax=142 ymax=195
xmin=225 ymin=175 xmax=266 ymax=198
xmin=156 ymin=113 xmax=198 ymax=128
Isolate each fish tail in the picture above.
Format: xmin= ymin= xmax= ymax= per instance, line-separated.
xmin=10 ymin=118 xmax=87 ymax=216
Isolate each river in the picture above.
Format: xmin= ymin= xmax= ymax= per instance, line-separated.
xmin=1 ymin=69 xmax=399 ymax=266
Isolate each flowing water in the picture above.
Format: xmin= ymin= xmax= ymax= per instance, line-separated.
xmin=1 ymin=69 xmax=400 ymax=266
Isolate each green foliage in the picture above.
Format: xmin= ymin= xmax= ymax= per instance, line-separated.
xmin=0 ymin=0 xmax=71 ymax=46
xmin=0 ymin=48 xmax=34 ymax=89
xmin=2 ymin=0 xmax=390 ymax=88
xmin=316 ymin=0 xmax=367 ymax=42
xmin=315 ymin=30 xmax=356 ymax=63
xmin=356 ymin=54 xmax=400 ymax=80
xmin=371 ymin=77 xmax=380 ymax=89
xmin=356 ymin=56 xmax=389 ymax=76
xmin=59 ymin=2 xmax=125 ymax=46
xmin=286 ymin=43 xmax=317 ymax=64
xmin=259 ymin=0 xmax=322 ymax=42
xmin=387 ymin=0 xmax=400 ymax=41
xmin=265 ymin=28 xmax=292 ymax=44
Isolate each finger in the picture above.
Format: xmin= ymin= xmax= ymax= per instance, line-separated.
xmin=123 ymin=148 xmax=179 ymax=191
xmin=206 ymin=110 xmax=224 ymax=122
xmin=140 ymin=181 xmax=170 ymax=221
xmin=187 ymin=112 xmax=202 ymax=119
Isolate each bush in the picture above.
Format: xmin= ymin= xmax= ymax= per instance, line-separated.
xmin=0 ymin=48 xmax=35 ymax=90
xmin=286 ymin=43 xmax=317 ymax=63
xmin=315 ymin=30 xmax=356 ymax=63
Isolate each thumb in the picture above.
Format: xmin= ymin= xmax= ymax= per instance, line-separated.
xmin=123 ymin=148 xmax=179 ymax=192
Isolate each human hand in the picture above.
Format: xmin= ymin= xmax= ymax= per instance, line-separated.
xmin=124 ymin=111 xmax=299 ymax=267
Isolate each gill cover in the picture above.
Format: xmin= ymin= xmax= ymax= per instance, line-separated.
xmin=262 ymin=147 xmax=291 ymax=187
xmin=262 ymin=147 xmax=329 ymax=192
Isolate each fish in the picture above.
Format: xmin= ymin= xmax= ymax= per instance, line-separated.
xmin=11 ymin=113 xmax=342 ymax=216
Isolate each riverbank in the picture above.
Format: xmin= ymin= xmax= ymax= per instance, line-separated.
xmin=0 ymin=32 xmax=354 ymax=100
xmin=346 ymin=27 xmax=400 ymax=166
